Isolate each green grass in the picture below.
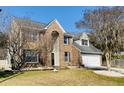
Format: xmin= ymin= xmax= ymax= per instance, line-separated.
xmin=0 ymin=68 xmax=124 ymax=86
xmin=0 ymin=71 xmax=18 ymax=79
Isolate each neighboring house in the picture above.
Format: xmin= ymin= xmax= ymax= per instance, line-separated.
xmin=73 ymin=33 xmax=103 ymax=68
xmin=9 ymin=18 xmax=81 ymax=69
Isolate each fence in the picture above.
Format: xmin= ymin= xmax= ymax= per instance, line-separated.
xmin=111 ymin=59 xmax=124 ymax=67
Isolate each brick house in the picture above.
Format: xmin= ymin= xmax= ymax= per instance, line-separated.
xmin=9 ymin=18 xmax=81 ymax=69
xmin=4 ymin=17 xmax=103 ymax=70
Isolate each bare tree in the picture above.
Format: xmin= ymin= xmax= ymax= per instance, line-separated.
xmin=76 ymin=7 xmax=124 ymax=70
xmin=6 ymin=17 xmax=57 ymax=70
xmin=6 ymin=18 xmax=28 ymax=70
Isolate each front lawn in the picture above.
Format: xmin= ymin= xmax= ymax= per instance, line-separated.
xmin=0 ymin=68 xmax=124 ymax=85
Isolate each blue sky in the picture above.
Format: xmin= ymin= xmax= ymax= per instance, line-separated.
xmin=0 ymin=6 xmax=99 ymax=33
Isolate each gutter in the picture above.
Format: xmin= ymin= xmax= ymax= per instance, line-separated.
xmin=81 ymin=51 xmax=103 ymax=55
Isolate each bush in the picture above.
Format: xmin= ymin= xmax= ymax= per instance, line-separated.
xmin=0 ymin=70 xmax=17 ymax=78
xmin=112 ymin=54 xmax=124 ymax=59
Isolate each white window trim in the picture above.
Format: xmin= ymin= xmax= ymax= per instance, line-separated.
xmin=24 ymin=50 xmax=39 ymax=63
xmin=81 ymin=39 xmax=89 ymax=46
xmin=68 ymin=52 xmax=70 ymax=62
xmin=26 ymin=54 xmax=39 ymax=63
xmin=64 ymin=37 xmax=69 ymax=45
xmin=32 ymin=32 xmax=39 ymax=42
xmin=65 ymin=52 xmax=70 ymax=62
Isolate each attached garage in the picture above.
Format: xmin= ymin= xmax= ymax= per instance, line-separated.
xmin=81 ymin=54 xmax=102 ymax=67
xmin=73 ymin=39 xmax=102 ymax=68
xmin=73 ymin=32 xmax=103 ymax=68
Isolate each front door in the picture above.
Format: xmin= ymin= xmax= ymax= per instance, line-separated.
xmin=51 ymin=53 xmax=54 ymax=66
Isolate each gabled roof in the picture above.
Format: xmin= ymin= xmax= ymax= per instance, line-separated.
xmin=73 ymin=32 xmax=89 ymax=40
xmin=13 ymin=17 xmax=46 ymax=30
xmin=44 ymin=19 xmax=66 ymax=33
xmin=73 ymin=32 xmax=82 ymax=40
xmin=73 ymin=42 xmax=102 ymax=55
xmin=73 ymin=32 xmax=102 ymax=54
xmin=13 ymin=18 xmax=67 ymax=33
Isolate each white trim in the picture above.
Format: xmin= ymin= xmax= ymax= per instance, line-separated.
xmin=64 ymin=36 xmax=70 ymax=45
xmin=44 ymin=19 xmax=66 ymax=33
xmin=64 ymin=52 xmax=71 ymax=62
xmin=25 ymin=60 xmax=39 ymax=63
xmin=24 ymin=50 xmax=39 ymax=63
xmin=81 ymin=39 xmax=89 ymax=46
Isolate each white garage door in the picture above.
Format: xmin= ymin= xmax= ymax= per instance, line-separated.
xmin=82 ymin=54 xmax=101 ymax=67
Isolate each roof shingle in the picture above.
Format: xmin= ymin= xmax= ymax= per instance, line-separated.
xmin=14 ymin=17 xmax=46 ymax=30
xmin=73 ymin=42 xmax=102 ymax=54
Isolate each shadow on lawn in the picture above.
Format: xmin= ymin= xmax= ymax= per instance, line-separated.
xmin=0 ymin=71 xmax=23 ymax=83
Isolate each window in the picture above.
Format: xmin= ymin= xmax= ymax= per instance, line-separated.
xmin=64 ymin=52 xmax=70 ymax=62
xmin=23 ymin=50 xmax=38 ymax=63
xmin=32 ymin=32 xmax=38 ymax=41
xmin=82 ymin=39 xmax=88 ymax=46
xmin=24 ymin=31 xmax=38 ymax=42
xmin=64 ymin=36 xmax=70 ymax=44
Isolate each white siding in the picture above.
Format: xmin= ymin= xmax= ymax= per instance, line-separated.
xmin=75 ymin=40 xmax=81 ymax=46
xmin=75 ymin=33 xmax=90 ymax=46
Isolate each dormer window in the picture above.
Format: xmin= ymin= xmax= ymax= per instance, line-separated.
xmin=82 ymin=39 xmax=88 ymax=46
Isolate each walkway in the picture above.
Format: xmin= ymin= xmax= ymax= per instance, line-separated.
xmin=93 ymin=66 xmax=124 ymax=77
xmin=94 ymin=70 xmax=124 ymax=77
xmin=111 ymin=67 xmax=124 ymax=74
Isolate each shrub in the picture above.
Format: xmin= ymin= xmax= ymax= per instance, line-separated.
xmin=112 ymin=54 xmax=124 ymax=59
